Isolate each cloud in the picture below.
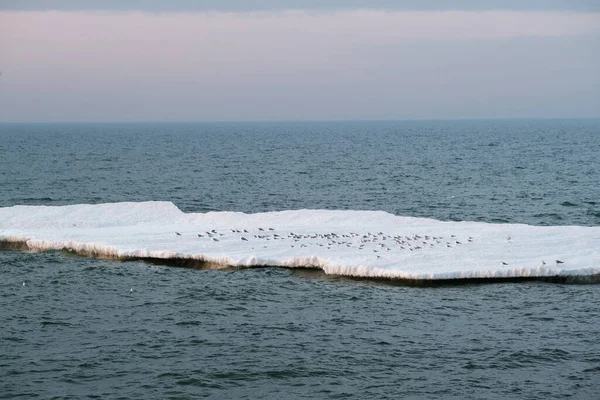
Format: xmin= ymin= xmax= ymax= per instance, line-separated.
xmin=3 ymin=0 xmax=600 ymax=12
xmin=0 ymin=10 xmax=598 ymax=121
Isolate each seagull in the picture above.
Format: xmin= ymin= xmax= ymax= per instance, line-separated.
xmin=129 ymin=288 xmax=133 ymax=293
xmin=22 ymin=282 xmax=26 ymax=286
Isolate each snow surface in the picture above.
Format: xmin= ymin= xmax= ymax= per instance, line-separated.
xmin=1 ymin=201 xmax=599 ymax=281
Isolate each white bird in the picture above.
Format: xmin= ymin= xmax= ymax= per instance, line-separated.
xmin=22 ymin=281 xmax=26 ymax=286
xmin=129 ymin=288 xmax=133 ymax=293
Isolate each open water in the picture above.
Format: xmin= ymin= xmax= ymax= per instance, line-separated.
xmin=1 ymin=120 xmax=599 ymax=399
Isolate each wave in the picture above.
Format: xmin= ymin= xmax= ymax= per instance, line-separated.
xmin=1 ymin=201 xmax=599 ymax=282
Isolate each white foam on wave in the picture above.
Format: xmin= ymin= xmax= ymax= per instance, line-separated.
xmin=1 ymin=201 xmax=599 ymax=281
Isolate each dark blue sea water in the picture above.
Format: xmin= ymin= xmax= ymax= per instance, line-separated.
xmin=1 ymin=120 xmax=600 ymax=399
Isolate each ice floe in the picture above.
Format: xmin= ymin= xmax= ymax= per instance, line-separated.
xmin=1 ymin=202 xmax=599 ymax=281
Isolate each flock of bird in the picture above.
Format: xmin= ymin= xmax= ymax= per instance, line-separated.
xmin=16 ymin=227 xmax=567 ymax=290
xmin=173 ymin=228 xmax=565 ymax=266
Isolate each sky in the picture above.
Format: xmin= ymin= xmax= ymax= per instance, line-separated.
xmin=0 ymin=1 xmax=599 ymax=122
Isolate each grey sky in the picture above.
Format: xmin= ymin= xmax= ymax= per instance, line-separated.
xmin=2 ymin=0 xmax=599 ymax=12
xmin=0 ymin=6 xmax=598 ymax=122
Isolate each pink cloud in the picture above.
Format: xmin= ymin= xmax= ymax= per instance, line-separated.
xmin=2 ymin=10 xmax=599 ymax=81
xmin=0 ymin=10 xmax=598 ymax=121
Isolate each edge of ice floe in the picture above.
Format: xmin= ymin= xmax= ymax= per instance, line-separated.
xmin=2 ymin=235 xmax=599 ymax=284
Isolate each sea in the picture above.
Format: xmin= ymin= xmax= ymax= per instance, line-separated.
xmin=1 ymin=120 xmax=599 ymax=399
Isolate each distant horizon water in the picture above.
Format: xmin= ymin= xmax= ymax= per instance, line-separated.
xmin=2 ymin=117 xmax=600 ymax=124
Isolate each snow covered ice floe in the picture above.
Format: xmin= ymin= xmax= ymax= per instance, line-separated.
xmin=1 ymin=201 xmax=599 ymax=281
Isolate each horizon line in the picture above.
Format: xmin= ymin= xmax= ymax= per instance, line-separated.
xmin=1 ymin=117 xmax=599 ymax=124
